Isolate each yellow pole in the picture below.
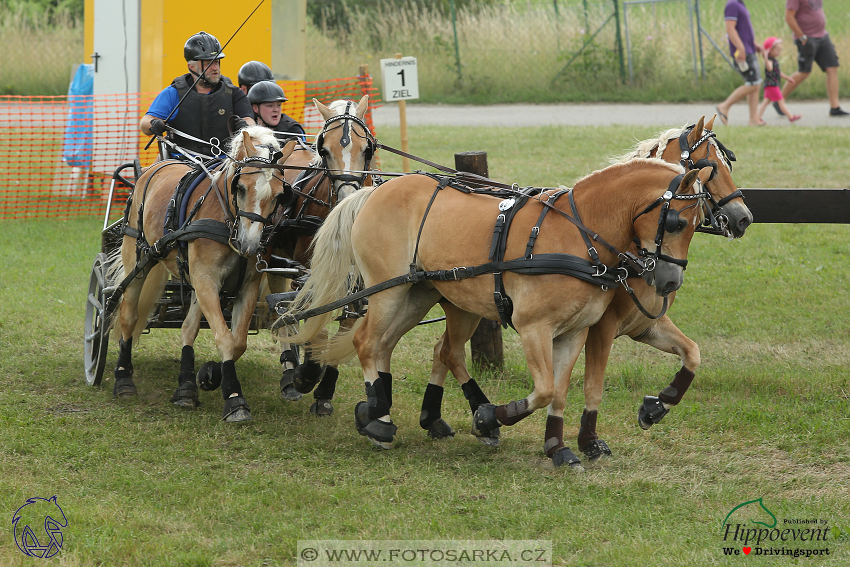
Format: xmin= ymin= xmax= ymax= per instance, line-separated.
xmin=395 ymin=53 xmax=410 ymax=173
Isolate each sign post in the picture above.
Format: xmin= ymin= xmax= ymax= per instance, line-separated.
xmin=381 ymin=53 xmax=419 ymax=172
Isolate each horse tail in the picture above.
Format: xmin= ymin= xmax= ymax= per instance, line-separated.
xmin=285 ymin=187 xmax=375 ymax=346
xmin=104 ymin=245 xmax=168 ymax=343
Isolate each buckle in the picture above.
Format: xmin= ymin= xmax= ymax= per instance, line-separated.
xmin=451 ymin=266 xmax=468 ymax=280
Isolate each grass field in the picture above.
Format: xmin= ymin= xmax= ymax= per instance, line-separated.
xmin=1 ymin=124 xmax=848 ymax=566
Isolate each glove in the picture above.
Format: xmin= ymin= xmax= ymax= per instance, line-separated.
xmin=233 ymin=117 xmax=249 ymax=131
xmin=149 ymin=118 xmax=167 ymax=136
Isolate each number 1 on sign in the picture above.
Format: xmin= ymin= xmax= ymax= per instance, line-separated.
xmin=397 ymin=69 xmax=405 ymax=86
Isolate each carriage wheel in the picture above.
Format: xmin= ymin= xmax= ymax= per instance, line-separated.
xmin=84 ymin=253 xmax=114 ymax=386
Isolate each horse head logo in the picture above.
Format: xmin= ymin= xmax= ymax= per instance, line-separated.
xmin=12 ymin=496 xmax=68 ymax=558
xmin=722 ymin=497 xmax=777 ymax=533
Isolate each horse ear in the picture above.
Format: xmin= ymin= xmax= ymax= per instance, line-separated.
xmin=687 ymin=116 xmax=705 ymax=147
xmin=241 ymin=130 xmax=258 ymax=158
xmin=680 ymin=169 xmax=700 ymax=193
xmin=356 ymin=94 xmax=369 ymax=119
xmin=696 ymin=165 xmax=714 ymax=186
xmin=314 ymin=98 xmax=333 ymax=121
xmin=278 ymin=140 xmax=296 ymax=164
xmin=705 ymin=114 xmax=716 ymax=131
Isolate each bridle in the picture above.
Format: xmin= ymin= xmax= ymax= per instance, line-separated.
xmin=676 ymin=125 xmax=743 ymax=236
xmin=225 ymin=143 xmax=293 ymax=255
xmin=314 ymin=101 xmax=376 ymax=203
xmin=631 ymin=172 xmax=710 ymax=273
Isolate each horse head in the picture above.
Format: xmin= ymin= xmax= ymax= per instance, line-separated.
xmin=314 ymin=94 xmax=374 ymax=203
xmin=634 ymin=165 xmax=715 ymax=297
xmin=668 ymin=115 xmax=753 ymax=238
xmin=227 ymin=126 xmax=296 ymax=257
xmin=12 ymin=496 xmax=68 ymax=559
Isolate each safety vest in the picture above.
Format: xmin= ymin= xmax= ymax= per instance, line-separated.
xmin=169 ymin=73 xmax=236 ymax=156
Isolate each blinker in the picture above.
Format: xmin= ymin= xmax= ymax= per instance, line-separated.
xmin=663 ymin=208 xmax=682 ymax=233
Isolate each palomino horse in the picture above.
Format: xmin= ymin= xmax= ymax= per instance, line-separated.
xmin=265 ymin=95 xmax=375 ymax=415
xmin=287 ymin=158 xmax=714 ymax=463
xmin=108 ymin=126 xmax=295 ymax=422
xmin=419 ymin=116 xmax=754 ymax=461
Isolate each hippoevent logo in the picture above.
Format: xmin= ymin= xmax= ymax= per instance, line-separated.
xmin=720 ymin=498 xmax=832 ymax=558
xmin=12 ymin=496 xmax=68 ymax=559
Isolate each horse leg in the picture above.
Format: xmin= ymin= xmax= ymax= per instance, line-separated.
xmin=111 ymin=248 xmax=164 ymax=398
xmin=421 ymin=304 xmax=499 ymax=444
xmin=267 ymin=274 xmax=303 ymax=401
xmin=306 ymin=317 xmax=354 ymax=415
xmin=633 ymin=315 xmax=700 ymax=429
xmin=353 ymin=284 xmax=441 ymax=449
xmin=576 ymin=321 xmax=617 ymax=461
xmin=191 ymin=271 xmax=251 ymax=422
xmin=472 ymin=323 xmax=555 ymax=439
xmin=170 ymin=293 xmax=202 ymax=408
xmin=546 ymin=331 xmax=588 ymax=469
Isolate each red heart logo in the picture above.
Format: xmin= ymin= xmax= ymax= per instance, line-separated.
xmin=743 ymin=547 xmax=751 ymax=555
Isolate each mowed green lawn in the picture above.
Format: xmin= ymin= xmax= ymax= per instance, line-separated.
xmin=1 ymin=124 xmax=848 ymax=566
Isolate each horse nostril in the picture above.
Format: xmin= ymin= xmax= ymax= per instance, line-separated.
xmin=739 ymin=216 xmax=752 ymax=230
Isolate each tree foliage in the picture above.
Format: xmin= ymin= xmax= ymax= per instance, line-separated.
xmin=0 ymin=0 xmax=84 ymax=24
xmin=308 ymin=0 xmax=498 ymax=33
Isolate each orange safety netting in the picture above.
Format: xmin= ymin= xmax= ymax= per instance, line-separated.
xmin=0 ymin=75 xmax=381 ymax=221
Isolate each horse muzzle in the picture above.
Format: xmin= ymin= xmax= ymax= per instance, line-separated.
xmin=642 ymin=259 xmax=685 ymax=297
xmin=719 ymin=201 xmax=753 ymax=238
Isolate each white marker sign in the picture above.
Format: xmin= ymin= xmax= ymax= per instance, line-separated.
xmin=381 ymin=57 xmax=419 ymax=102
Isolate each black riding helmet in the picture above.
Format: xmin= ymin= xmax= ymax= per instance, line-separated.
xmin=184 ymin=31 xmax=225 ymax=61
xmin=248 ymin=81 xmax=288 ymax=104
xmin=238 ymin=61 xmax=274 ymax=88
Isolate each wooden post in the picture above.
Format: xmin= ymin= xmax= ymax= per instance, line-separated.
xmin=395 ymin=53 xmax=410 ymax=173
xmin=454 ymin=151 xmax=504 ymax=369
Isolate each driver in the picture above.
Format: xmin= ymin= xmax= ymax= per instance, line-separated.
xmin=140 ymin=31 xmax=255 ymax=158
xmin=247 ymin=80 xmax=306 ymax=142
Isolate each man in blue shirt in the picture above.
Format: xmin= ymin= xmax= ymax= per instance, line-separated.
xmin=716 ymin=0 xmax=764 ymax=126
xmin=140 ymin=31 xmax=255 ymax=158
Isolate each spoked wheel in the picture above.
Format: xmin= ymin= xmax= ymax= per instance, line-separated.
xmin=84 ymin=253 xmax=115 ymax=386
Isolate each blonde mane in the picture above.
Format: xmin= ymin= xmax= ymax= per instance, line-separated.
xmin=212 ymin=125 xmax=280 ymax=201
xmin=573 ymin=157 xmax=683 ymax=187
xmin=609 ymin=125 xmax=731 ymax=172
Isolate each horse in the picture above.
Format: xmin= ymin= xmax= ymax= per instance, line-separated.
xmin=286 ymin=157 xmax=715 ymax=463
xmin=418 ymin=116 xmax=754 ymax=461
xmin=265 ymin=95 xmax=375 ymax=415
xmin=106 ymin=126 xmax=296 ymax=422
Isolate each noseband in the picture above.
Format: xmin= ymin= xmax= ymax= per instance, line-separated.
xmin=677 ymin=125 xmax=743 ymax=235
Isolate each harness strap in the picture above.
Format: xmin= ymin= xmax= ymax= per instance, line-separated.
xmin=524 ymin=189 xmax=569 ymax=258
xmin=282 ymin=253 xmax=623 ymax=324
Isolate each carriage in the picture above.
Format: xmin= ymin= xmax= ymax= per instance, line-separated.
xmin=83 ymin=96 xmax=376 ymax=422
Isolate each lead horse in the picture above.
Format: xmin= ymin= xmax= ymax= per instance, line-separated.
xmin=107 ymin=126 xmax=295 ymax=421
xmin=265 ymin=95 xmax=374 ymax=415
xmin=287 ymin=157 xmax=715 ymax=464
xmin=419 ymin=116 xmax=753 ymax=461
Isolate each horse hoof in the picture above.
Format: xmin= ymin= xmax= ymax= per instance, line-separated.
xmin=638 ymin=395 xmax=669 ymax=430
xmin=426 ymin=418 xmax=456 ymax=439
xmin=197 ymin=361 xmax=222 ymax=391
xmin=472 ymin=404 xmax=500 ymax=437
xmin=310 ymin=399 xmax=334 ymax=416
xmin=293 ymin=362 xmax=325 ymax=394
xmin=476 ymin=431 xmax=501 ymax=448
xmin=579 ymin=439 xmax=612 ymax=462
xmin=281 ymin=383 xmax=303 ymax=402
xmin=551 ymin=447 xmax=584 ymax=471
xmin=354 ymin=401 xmax=370 ymax=432
xmin=355 ymin=402 xmax=396 ymax=449
xmin=222 ymin=396 xmax=252 ymax=422
xmin=112 ymin=375 xmax=137 ymax=398
xmin=170 ymin=380 xmax=200 ymax=408
xmin=362 ymin=420 xmax=397 ymax=450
